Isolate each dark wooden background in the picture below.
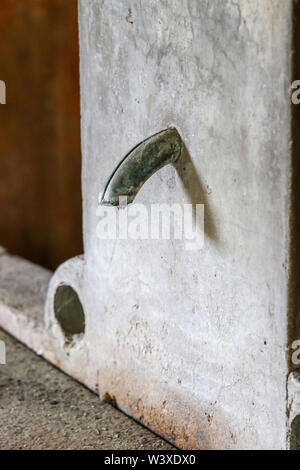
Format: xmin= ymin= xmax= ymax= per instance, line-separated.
xmin=0 ymin=0 xmax=82 ymax=270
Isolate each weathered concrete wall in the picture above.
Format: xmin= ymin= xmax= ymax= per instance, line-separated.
xmin=75 ymin=0 xmax=293 ymax=449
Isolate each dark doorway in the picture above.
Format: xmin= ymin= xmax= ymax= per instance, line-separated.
xmin=0 ymin=0 xmax=82 ymax=270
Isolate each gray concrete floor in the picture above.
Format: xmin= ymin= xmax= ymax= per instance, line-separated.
xmin=0 ymin=328 xmax=174 ymax=450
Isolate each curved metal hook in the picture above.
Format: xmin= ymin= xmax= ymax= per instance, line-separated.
xmin=98 ymin=128 xmax=183 ymax=207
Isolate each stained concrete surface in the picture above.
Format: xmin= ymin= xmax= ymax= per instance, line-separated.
xmin=75 ymin=0 xmax=293 ymax=449
xmin=0 ymin=329 xmax=173 ymax=450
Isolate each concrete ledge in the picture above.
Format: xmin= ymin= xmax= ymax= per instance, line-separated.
xmin=0 ymin=250 xmax=51 ymax=354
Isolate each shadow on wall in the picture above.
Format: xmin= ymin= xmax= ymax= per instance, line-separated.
xmin=174 ymin=142 xmax=219 ymax=245
xmin=0 ymin=0 xmax=82 ymax=270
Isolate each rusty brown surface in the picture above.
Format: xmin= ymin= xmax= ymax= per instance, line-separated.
xmin=98 ymin=366 xmax=231 ymax=450
xmin=0 ymin=0 xmax=82 ymax=270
